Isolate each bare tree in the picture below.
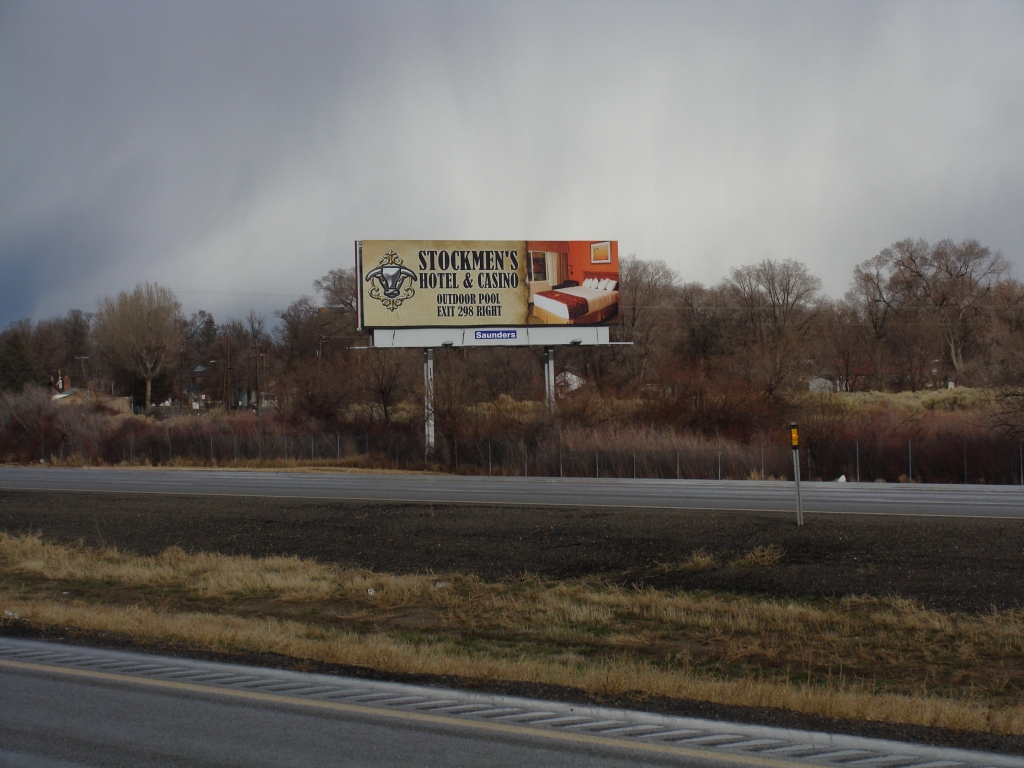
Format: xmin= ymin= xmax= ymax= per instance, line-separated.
xmin=984 ymin=279 xmax=1024 ymax=384
xmin=177 ymin=310 xmax=214 ymax=406
xmin=815 ymin=300 xmax=870 ymax=392
xmin=94 ymin=283 xmax=183 ymax=413
xmin=276 ymin=297 xmax=325 ymax=372
xmin=246 ymin=310 xmax=267 ymax=414
xmin=313 ymin=268 xmax=358 ymax=315
xmin=723 ymin=259 xmax=822 ymax=395
xmin=887 ymin=238 xmax=1007 ymax=372
xmin=476 ymin=347 xmax=538 ymax=402
xmin=612 ymin=255 xmax=678 ymax=385
xmin=675 ymin=282 xmax=728 ymax=368
xmin=851 ymin=238 xmax=1008 ymax=385
xmin=357 ymin=348 xmax=410 ymax=430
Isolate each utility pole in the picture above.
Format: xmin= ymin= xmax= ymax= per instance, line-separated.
xmin=223 ymin=342 xmax=231 ymax=411
xmin=74 ymin=356 xmax=89 ymax=391
xmin=253 ymin=341 xmax=260 ymax=415
xmin=180 ymin=342 xmax=186 ymax=410
xmin=790 ymin=422 xmax=804 ymax=526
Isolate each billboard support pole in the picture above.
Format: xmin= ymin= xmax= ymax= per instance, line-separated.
xmin=424 ymin=349 xmax=435 ymax=459
xmin=544 ymin=347 xmax=555 ymax=414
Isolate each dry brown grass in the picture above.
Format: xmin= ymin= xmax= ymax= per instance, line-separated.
xmin=733 ymin=545 xmax=785 ymax=567
xmin=2 ymin=532 xmax=1023 ymax=735
xmin=655 ymin=549 xmax=717 ymax=572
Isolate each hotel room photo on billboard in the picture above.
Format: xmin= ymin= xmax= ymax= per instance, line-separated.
xmin=357 ymin=240 xmax=620 ymax=329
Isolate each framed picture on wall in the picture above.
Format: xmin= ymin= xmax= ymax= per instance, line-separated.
xmin=590 ymin=241 xmax=611 ymax=264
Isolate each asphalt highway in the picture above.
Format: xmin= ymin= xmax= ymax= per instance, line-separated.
xmin=1 ymin=466 xmax=1023 ymax=518
xmin=3 ymin=639 xmax=1021 ymax=768
xmin=0 ymin=654 xmax=672 ymax=767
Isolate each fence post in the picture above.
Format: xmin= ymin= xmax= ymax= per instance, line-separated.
xmin=211 ymin=435 xmax=214 ymax=463
xmin=633 ymin=451 xmax=636 ymax=479
xmin=488 ymin=441 xmax=492 ymax=476
xmin=311 ymin=436 xmax=314 ymax=462
xmin=559 ymin=448 xmax=562 ymax=478
xmin=524 ymin=445 xmax=528 ymax=477
xmin=595 ymin=451 xmax=599 ymax=479
xmin=761 ymin=445 xmax=764 ymax=481
xmin=855 ymin=441 xmax=860 ymax=483
xmin=964 ymin=437 xmax=968 ymax=484
xmin=130 ymin=437 xmax=134 ymax=465
xmin=908 ymin=439 xmax=912 ymax=482
xmin=336 ymin=433 xmax=340 ymax=461
xmin=676 ymin=450 xmax=680 ymax=480
xmin=718 ymin=448 xmax=722 ymax=480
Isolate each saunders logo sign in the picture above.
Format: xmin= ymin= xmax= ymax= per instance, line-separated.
xmin=357 ymin=239 xmax=619 ymax=329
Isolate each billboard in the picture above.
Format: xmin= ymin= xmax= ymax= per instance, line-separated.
xmin=357 ymin=240 xmax=619 ymax=329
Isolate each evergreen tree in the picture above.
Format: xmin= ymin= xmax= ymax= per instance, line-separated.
xmin=0 ymin=331 xmax=45 ymax=391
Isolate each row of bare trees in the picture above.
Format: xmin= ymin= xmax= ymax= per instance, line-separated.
xmin=631 ymin=238 xmax=1018 ymax=398
xmin=2 ymin=237 xmax=1022 ymax=439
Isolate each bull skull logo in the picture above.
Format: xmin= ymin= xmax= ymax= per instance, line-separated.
xmin=365 ymin=250 xmax=416 ymax=312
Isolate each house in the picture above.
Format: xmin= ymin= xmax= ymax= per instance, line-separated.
xmin=808 ymin=377 xmax=835 ymax=393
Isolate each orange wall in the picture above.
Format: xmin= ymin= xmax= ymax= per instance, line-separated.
xmin=567 ymin=241 xmax=618 ymax=282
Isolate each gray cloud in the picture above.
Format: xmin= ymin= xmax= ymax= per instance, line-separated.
xmin=2 ymin=0 xmax=1022 ymax=326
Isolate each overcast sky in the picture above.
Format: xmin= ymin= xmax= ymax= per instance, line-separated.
xmin=2 ymin=0 xmax=1022 ymax=328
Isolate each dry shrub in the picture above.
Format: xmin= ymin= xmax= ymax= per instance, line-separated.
xmin=733 ymin=545 xmax=784 ymax=567
xmin=657 ymin=550 xmax=717 ymax=572
xmin=686 ymin=549 xmax=717 ymax=569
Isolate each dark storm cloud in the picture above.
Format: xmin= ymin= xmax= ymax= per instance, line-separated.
xmin=2 ymin=0 xmax=1022 ymax=326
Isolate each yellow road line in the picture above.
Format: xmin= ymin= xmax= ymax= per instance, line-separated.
xmin=1 ymin=484 xmax=1020 ymax=520
xmin=0 ymin=657 xmax=817 ymax=767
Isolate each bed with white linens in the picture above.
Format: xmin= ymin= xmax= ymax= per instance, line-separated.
xmin=530 ymin=275 xmax=619 ymax=324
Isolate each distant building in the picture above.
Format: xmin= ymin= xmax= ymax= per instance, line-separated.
xmin=808 ymin=377 xmax=834 ymax=393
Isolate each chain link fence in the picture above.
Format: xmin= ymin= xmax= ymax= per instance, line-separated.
xmin=42 ymin=426 xmax=1024 ymax=485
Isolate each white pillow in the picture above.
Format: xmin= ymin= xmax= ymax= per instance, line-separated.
xmin=583 ymin=277 xmax=596 ymax=289
xmin=607 ymin=279 xmax=618 ymax=291
xmin=599 ymin=278 xmax=612 ymax=291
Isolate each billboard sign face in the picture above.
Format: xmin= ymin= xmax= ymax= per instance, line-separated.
xmin=357 ymin=240 xmax=619 ymax=329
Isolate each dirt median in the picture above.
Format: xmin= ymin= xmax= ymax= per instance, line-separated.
xmin=2 ymin=489 xmax=1022 ymax=612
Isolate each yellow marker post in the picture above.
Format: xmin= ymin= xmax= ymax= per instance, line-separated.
xmin=790 ymin=422 xmax=803 ymax=526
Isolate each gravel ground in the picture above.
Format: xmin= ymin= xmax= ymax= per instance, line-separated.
xmin=2 ymin=489 xmax=1023 ymax=612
